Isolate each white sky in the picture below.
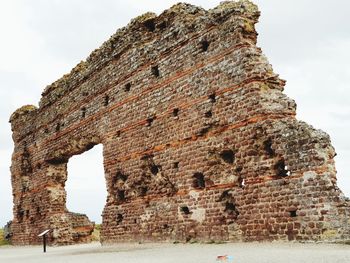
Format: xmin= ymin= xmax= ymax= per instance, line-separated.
xmin=0 ymin=0 xmax=349 ymax=226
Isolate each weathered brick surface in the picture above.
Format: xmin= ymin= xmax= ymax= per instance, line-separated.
xmin=9 ymin=1 xmax=350 ymax=245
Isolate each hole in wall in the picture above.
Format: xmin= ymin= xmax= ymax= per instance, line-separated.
xmin=146 ymin=116 xmax=155 ymax=127
xmin=172 ymin=108 xmax=179 ymax=117
xmin=149 ymin=164 xmax=159 ymax=175
xmin=219 ymin=150 xmax=235 ymax=164
xmin=139 ymin=186 xmax=148 ymax=196
xmin=151 ymin=65 xmax=160 ymax=77
xmin=116 ymin=213 xmax=123 ymax=224
xmin=290 ymin=210 xmax=297 ymax=217
xmin=224 ymin=201 xmax=240 ymax=219
xmin=66 ymin=144 xmax=106 ymax=226
xmin=116 ymin=130 xmax=121 ymax=137
xmin=55 ymin=123 xmax=61 ymax=132
xmin=115 ymin=171 xmax=128 ymax=182
xmin=200 ymin=40 xmax=210 ymax=52
xmin=180 ymin=206 xmax=191 ymax=215
xmin=22 ymin=185 xmax=29 ymax=193
xmin=144 ymin=19 xmax=155 ymax=32
xmin=117 ymin=190 xmax=126 ymax=202
xmin=238 ymin=177 xmax=245 ymax=188
xmin=124 ymin=83 xmax=131 ymax=92
xmin=197 ymin=126 xmax=211 ymax=137
xmin=81 ymin=107 xmax=86 ymax=118
xmin=218 ymin=190 xmax=230 ymax=202
xmin=208 ymin=93 xmax=216 ymax=103
xmin=263 ymin=138 xmax=275 ymax=157
xmin=274 ymin=159 xmax=289 ymax=177
xmin=104 ymin=95 xmax=109 ymax=106
xmin=17 ymin=209 xmax=24 ymax=223
xmin=173 ymin=162 xmax=179 ymax=169
xmin=224 ymin=202 xmax=236 ymax=213
xmin=205 ymin=111 xmax=212 ymax=118
xmin=193 ymin=172 xmax=205 ymax=189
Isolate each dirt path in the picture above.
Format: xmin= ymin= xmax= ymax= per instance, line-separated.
xmin=0 ymin=242 xmax=349 ymax=263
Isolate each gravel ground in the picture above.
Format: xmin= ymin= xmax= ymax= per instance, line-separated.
xmin=0 ymin=242 xmax=349 ymax=263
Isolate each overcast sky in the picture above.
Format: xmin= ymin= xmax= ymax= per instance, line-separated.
xmin=0 ymin=0 xmax=349 ymax=226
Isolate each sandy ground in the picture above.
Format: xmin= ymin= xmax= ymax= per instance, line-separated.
xmin=0 ymin=242 xmax=349 ymax=263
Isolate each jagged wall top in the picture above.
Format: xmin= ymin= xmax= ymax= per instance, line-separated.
xmin=9 ymin=105 xmax=38 ymax=124
xmin=30 ymin=1 xmax=259 ymax=110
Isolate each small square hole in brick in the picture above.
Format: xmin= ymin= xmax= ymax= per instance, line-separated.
xmin=200 ymin=40 xmax=210 ymax=52
xmin=146 ymin=117 xmax=154 ymax=127
xmin=144 ymin=19 xmax=155 ymax=32
xmin=239 ymin=177 xmax=245 ymax=188
xmin=116 ymin=171 xmax=128 ymax=181
xmin=224 ymin=202 xmax=236 ymax=213
xmin=117 ymin=190 xmax=125 ymax=201
xmin=274 ymin=159 xmax=289 ymax=177
xmin=181 ymin=206 xmax=191 ymax=215
xmin=173 ymin=108 xmax=179 ymax=117
xmin=290 ymin=210 xmax=297 ymax=217
xmin=124 ymin=83 xmax=131 ymax=92
xmin=263 ymin=138 xmax=275 ymax=157
xmin=173 ymin=162 xmax=179 ymax=169
xmin=149 ymin=164 xmax=159 ymax=175
xmin=55 ymin=123 xmax=61 ymax=132
xmin=116 ymin=213 xmax=123 ymax=224
xmin=193 ymin=172 xmax=205 ymax=189
xmin=139 ymin=186 xmax=148 ymax=196
xmin=151 ymin=66 xmax=160 ymax=77
xmin=81 ymin=107 xmax=86 ymax=118
xmin=104 ymin=95 xmax=109 ymax=106
xmin=219 ymin=150 xmax=235 ymax=164
xmin=209 ymin=93 xmax=216 ymax=103
xmin=205 ymin=111 xmax=212 ymax=118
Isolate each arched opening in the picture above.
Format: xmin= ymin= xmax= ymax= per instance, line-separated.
xmin=65 ymin=144 xmax=106 ymax=241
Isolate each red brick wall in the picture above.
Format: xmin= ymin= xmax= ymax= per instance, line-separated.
xmin=9 ymin=1 xmax=350 ymax=245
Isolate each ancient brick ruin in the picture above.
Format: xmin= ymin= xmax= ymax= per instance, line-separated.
xmin=9 ymin=1 xmax=350 ymax=245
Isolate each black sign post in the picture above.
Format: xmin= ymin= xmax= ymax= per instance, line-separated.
xmin=38 ymin=230 xmax=50 ymax=253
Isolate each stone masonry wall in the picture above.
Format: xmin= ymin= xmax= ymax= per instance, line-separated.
xmin=9 ymin=0 xmax=350 ymax=245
